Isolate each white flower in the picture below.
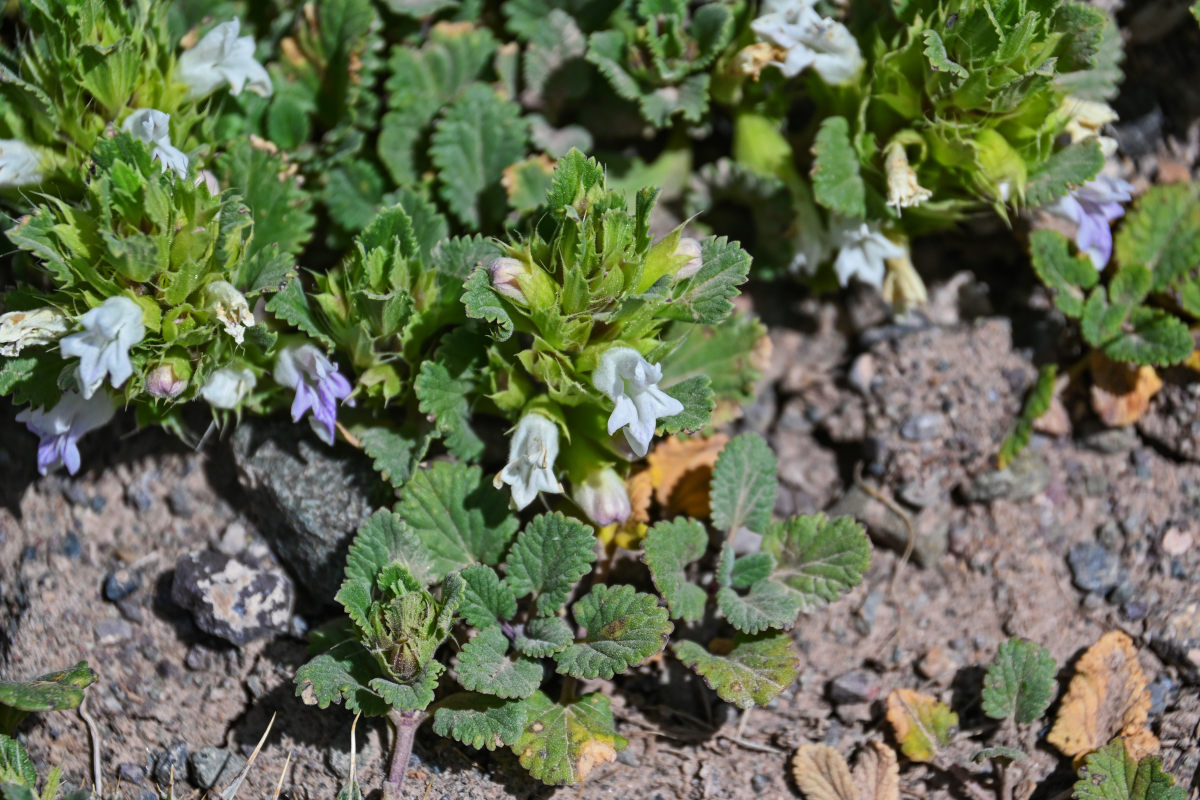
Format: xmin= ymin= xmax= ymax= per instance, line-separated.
xmin=750 ymin=0 xmax=863 ymax=85
xmin=178 ymin=18 xmax=272 ymax=100
xmin=200 ymin=366 xmax=257 ymax=409
xmin=1061 ymin=96 xmax=1119 ymax=157
xmin=884 ymin=140 xmax=932 ymax=212
xmin=17 ymin=390 xmax=115 ymax=475
xmin=0 ymin=307 xmax=69 ymax=356
xmin=493 ymin=413 xmax=563 ymax=510
xmin=830 ymin=219 xmax=905 ymax=288
xmin=0 ymin=139 xmax=42 ymax=188
xmin=573 ymin=467 xmax=632 ymax=527
xmin=122 ymin=109 xmax=189 ymax=178
xmin=205 ymin=281 xmax=255 ymax=344
xmin=673 ymin=237 xmax=704 ymax=280
xmin=60 ymin=297 xmax=145 ymax=398
xmin=592 ymin=347 xmax=684 ymax=458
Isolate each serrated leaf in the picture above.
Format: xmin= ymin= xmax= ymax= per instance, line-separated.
xmin=971 ymin=747 xmax=1027 ymax=764
xmin=1114 ymin=183 xmax=1200 ymax=291
xmin=430 ymin=84 xmax=528 ymax=228
xmin=513 ymin=616 xmax=574 ymax=658
xmin=1030 ymin=229 xmax=1099 ymax=317
xmin=673 ymin=632 xmax=799 ymax=709
xmin=717 ymin=568 xmax=802 ymax=634
xmin=219 ymin=138 xmax=315 ymax=259
xmin=432 ymin=692 xmax=529 ymax=751
xmin=504 ymin=513 xmax=597 ymax=616
xmin=657 ymin=375 xmax=715 ymax=435
xmin=357 ymin=425 xmax=432 ymax=490
xmin=885 ymin=689 xmax=958 ymax=763
xmin=1080 ymin=288 xmax=1126 ymax=348
xmin=338 ymin=510 xmax=436 ymax=636
xmin=731 ymin=553 xmax=774 ymax=589
xmin=0 ymin=735 xmax=35 ymax=787
xmin=662 ymin=237 xmax=752 ymax=325
xmin=1073 ymin=740 xmax=1186 ymax=800
xmin=265 ymin=278 xmax=332 ymax=348
xmin=456 ymin=627 xmax=542 ymax=699
xmin=295 ymin=648 xmax=389 ymax=717
xmin=511 ymin=691 xmax=626 ymax=785
xmin=461 ymin=267 xmax=514 ymax=341
xmin=922 ymin=30 xmax=968 ymax=85
xmin=0 ymin=661 xmax=96 ymax=728
xmin=397 ymin=461 xmax=519 ymax=578
xmin=762 ymin=514 xmax=872 ymax=613
xmin=1104 ymin=308 xmax=1194 ymax=366
xmin=458 ymin=565 xmax=518 ymax=628
xmin=982 ymin=638 xmax=1056 ymax=724
xmin=1026 ymin=140 xmax=1105 ymax=208
xmin=710 ymin=433 xmax=778 ymax=535
xmin=369 ymin=662 xmax=443 ymax=712
xmin=554 ymin=585 xmax=671 ymax=679
xmin=546 ymin=149 xmax=606 ymax=211
xmin=642 ymin=518 xmax=708 ymax=622
xmin=790 ymin=743 xmax=857 ymax=800
xmin=659 ymin=313 xmax=767 ymax=411
xmin=414 ymin=359 xmax=484 ymax=460
xmin=998 ymin=364 xmax=1058 ymax=470
xmin=811 ymin=117 xmax=866 ymax=219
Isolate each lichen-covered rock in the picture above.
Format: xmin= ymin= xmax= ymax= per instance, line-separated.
xmin=170 ymin=550 xmax=294 ymax=645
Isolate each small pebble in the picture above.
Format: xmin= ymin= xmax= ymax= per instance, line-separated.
xmin=916 ymin=647 xmax=958 ymax=682
xmin=190 ymin=746 xmax=246 ymax=790
xmin=1067 ymin=542 xmax=1123 ymax=594
xmin=21 ymin=545 xmax=37 ymax=561
xmin=1122 ymin=601 xmax=1148 ymax=621
xmin=117 ymin=763 xmax=146 ymax=787
xmin=96 ymin=619 xmax=133 ymax=645
xmin=1162 ymin=529 xmax=1193 ymax=557
xmin=1096 ymin=521 xmax=1123 ymax=550
xmin=900 ymin=412 xmax=944 ymax=441
xmin=89 ymin=495 xmax=106 ymax=512
xmin=616 ymin=748 xmax=640 ymax=767
xmin=60 ymin=531 xmax=82 ymax=558
xmin=1108 ymin=582 xmax=1136 ymax=606
xmin=1147 ymin=675 xmax=1175 ymax=716
xmin=216 ymin=522 xmax=247 ymax=556
xmin=125 ymin=485 xmax=153 ymax=512
xmin=151 ymin=742 xmax=189 ymax=785
xmin=167 ymin=486 xmax=195 ymax=519
xmin=185 ymin=644 xmax=212 ymax=671
xmin=828 ymin=670 xmax=879 ymax=704
xmin=751 ymin=775 xmax=771 ymax=793
xmin=103 ymin=569 xmax=141 ymax=602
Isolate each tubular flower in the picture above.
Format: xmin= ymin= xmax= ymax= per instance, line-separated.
xmin=494 ymin=413 xmax=563 ymax=510
xmin=17 ymin=390 xmax=115 ymax=475
xmin=122 ymin=109 xmax=189 ymax=178
xmin=1046 ymin=175 xmax=1133 ymax=268
xmin=573 ymin=467 xmax=632 ymax=527
xmin=593 ymin=347 xmax=684 ymax=458
xmin=749 ymin=0 xmax=863 ymax=85
xmin=59 ymin=297 xmax=145 ymax=398
xmin=273 ymin=343 xmax=352 ymax=445
xmin=178 ymin=18 xmax=273 ymax=100
xmin=200 ymin=366 xmax=257 ymax=409
xmin=830 ymin=219 xmax=906 ymax=289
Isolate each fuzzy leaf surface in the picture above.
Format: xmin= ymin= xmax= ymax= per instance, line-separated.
xmin=458 ymin=565 xmax=518 ymax=629
xmin=672 ymin=632 xmax=799 ymax=709
xmin=1073 ymin=740 xmax=1186 ymax=800
xmin=511 ymin=691 xmax=626 ymax=785
xmin=642 ymin=518 xmax=708 ymax=622
xmin=1025 ymin=140 xmax=1104 ymax=208
xmin=554 ymin=585 xmax=671 ymax=679
xmin=811 ymin=117 xmax=865 ymax=218
xmin=982 ymin=638 xmax=1057 ymax=724
xmin=461 ymin=267 xmax=514 ymax=341
xmin=1030 ymin=229 xmax=1098 ymax=318
xmin=456 ymin=627 xmax=542 ymax=700
xmin=710 ymin=433 xmax=778 ymax=535
xmin=432 ymin=692 xmax=529 ymax=752
xmin=1113 ymin=182 xmax=1200 ymax=291
xmin=504 ymin=513 xmax=597 ymax=616
xmin=662 ymin=237 xmax=751 ymax=325
xmin=513 ymin=617 xmax=574 ymax=658
xmin=415 ymin=359 xmax=484 ymax=460
xmin=761 ymin=514 xmax=872 ymax=613
xmin=885 ymin=689 xmax=957 ymax=763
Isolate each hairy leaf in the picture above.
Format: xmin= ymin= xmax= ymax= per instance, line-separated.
xmin=0 ymin=735 xmax=35 ymax=787
xmin=673 ymin=632 xmax=799 ymax=709
xmin=555 ymin=585 xmax=671 ymax=679
xmin=662 ymin=237 xmax=752 ymax=325
xmin=1104 ymin=308 xmax=1193 ymax=366
xmin=295 ymin=647 xmax=389 ymax=717
xmin=658 ymin=375 xmax=715 ymax=435
xmin=811 ymin=117 xmax=866 ymax=219
xmin=415 ymin=359 xmax=484 ymax=460
xmin=885 ymin=689 xmax=958 ymax=763
xmin=1073 ymin=740 xmax=1186 ymax=800
xmin=710 ymin=433 xmax=778 ymax=535
xmin=998 ymin=364 xmax=1057 ymax=470
xmin=982 ymin=638 xmax=1057 ymax=724
xmin=511 ymin=691 xmax=626 ymax=785
xmin=922 ymin=30 xmax=968 ymax=85
xmin=339 ymin=510 xmax=436 ymax=633
xmin=432 ymin=692 xmax=529 ymax=752
xmin=1030 ymin=229 xmax=1099 ymax=317
xmin=456 ymin=627 xmax=542 ymax=700
xmin=357 ymin=425 xmax=432 ymax=490
xmin=642 ymin=518 xmax=708 ymax=622
xmin=762 ymin=514 xmax=871 ymax=612
xmin=504 ymin=513 xmax=597 ymax=616
xmin=458 ymin=565 xmax=518 ymax=629
xmin=1025 ymin=140 xmax=1105 ymax=208
xmin=369 ymin=662 xmax=443 ymax=713
xmin=513 ymin=616 xmax=574 ymax=658
xmin=461 ymin=267 xmax=514 ymax=341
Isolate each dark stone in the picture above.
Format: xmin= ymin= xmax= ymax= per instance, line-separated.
xmin=60 ymin=531 xmax=82 ymax=558
xmin=1148 ymin=602 xmax=1200 ymax=685
xmin=1122 ymin=601 xmax=1148 ymax=621
xmin=1107 ymin=581 xmax=1136 ymax=606
xmin=1080 ymin=426 xmax=1139 ymax=455
xmin=828 ymin=670 xmax=879 ymax=704
xmin=103 ymin=569 xmax=141 ymax=602
xmin=89 ymin=496 xmax=106 ymax=512
xmin=230 ymin=420 xmax=385 ymax=605
xmin=151 ymin=741 xmax=189 ymax=786
xmin=1147 ymin=675 xmax=1175 ymax=716
xmin=751 ymin=775 xmax=771 ymax=793
xmin=190 ymin=746 xmax=247 ymax=790
xmin=167 ymin=486 xmax=195 ymax=519
xmin=126 ymin=485 xmax=153 ymax=512
xmin=829 ymin=485 xmax=948 ymax=566
xmin=964 ymin=451 xmax=1051 ymax=503
xmin=21 ymin=546 xmax=36 ymax=561
xmin=1067 ymin=542 xmax=1123 ymax=594
xmin=117 ymin=762 xmax=146 ymax=787
xmin=170 ymin=551 xmax=294 ymax=646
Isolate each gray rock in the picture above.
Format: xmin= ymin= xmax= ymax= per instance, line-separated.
xmin=900 ymin=412 xmax=944 ymax=441
xmin=616 ymin=748 xmax=640 ymax=767
xmin=964 ymin=450 xmax=1050 ymax=503
xmin=1148 ymin=601 xmax=1200 ymax=685
xmin=190 ymin=746 xmax=246 ymax=790
xmin=171 ymin=551 xmax=294 ymax=646
xmin=151 ymin=741 xmax=189 ymax=786
xmin=230 ymin=421 xmax=384 ymax=604
xmin=103 ymin=568 xmax=140 ymax=602
xmin=166 ymin=486 xmax=195 ymax=519
xmin=1067 ymin=542 xmax=1122 ymax=594
xmin=829 ymin=485 xmax=948 ymax=566
xmin=1081 ymin=426 xmax=1139 ymax=455
xmin=827 ymin=670 xmax=879 ymax=704
xmin=751 ymin=775 xmax=772 ymax=793
xmin=96 ymin=618 xmax=133 ymax=645
xmin=117 ymin=762 xmax=146 ymax=787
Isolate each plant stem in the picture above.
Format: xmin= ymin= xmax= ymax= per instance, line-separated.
xmin=383 ymin=710 xmax=424 ymax=800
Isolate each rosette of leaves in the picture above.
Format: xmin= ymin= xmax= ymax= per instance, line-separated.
xmin=458 ymin=149 xmax=759 ymax=494
xmin=0 ymin=132 xmax=290 ymax=426
xmin=586 ymin=0 xmax=736 ymax=128
xmin=1030 ymin=185 xmax=1196 ymax=368
xmin=646 ymin=433 xmax=871 ymax=709
xmin=0 ymin=734 xmax=91 ymax=800
xmin=297 ymin=462 xmax=673 ymax=791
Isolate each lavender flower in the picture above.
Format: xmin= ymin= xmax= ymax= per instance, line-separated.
xmin=273 ymin=343 xmax=352 ymax=445
xmin=16 ymin=391 xmax=115 ymax=475
xmin=1046 ymin=176 xmax=1133 ymax=268
xmin=59 ymin=296 xmax=145 ymax=398
xmin=178 ymin=18 xmax=272 ymax=100
xmin=494 ymin=413 xmax=563 ymax=510
xmin=593 ymin=347 xmax=684 ymax=458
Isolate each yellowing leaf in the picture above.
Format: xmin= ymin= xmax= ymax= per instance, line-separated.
xmin=1048 ymin=631 xmax=1158 ymax=762
xmin=792 ymin=744 xmax=857 ymax=800
xmin=1090 ymin=353 xmax=1163 ymax=427
xmin=885 ymin=689 xmax=957 ymax=763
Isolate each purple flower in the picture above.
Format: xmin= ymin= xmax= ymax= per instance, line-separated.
xmin=273 ymin=342 xmax=352 ymax=445
xmin=1047 ymin=176 xmax=1134 ymax=268
xmin=16 ymin=391 xmax=115 ymax=475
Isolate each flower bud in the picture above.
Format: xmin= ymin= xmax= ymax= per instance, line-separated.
xmin=145 ymin=362 xmax=189 ymax=399
xmin=674 ymin=238 xmax=703 ymax=280
xmin=573 ymin=467 xmax=632 ymax=527
xmin=488 ymin=257 xmax=529 ymax=304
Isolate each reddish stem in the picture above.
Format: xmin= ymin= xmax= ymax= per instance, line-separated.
xmin=383 ymin=709 xmax=424 ymax=800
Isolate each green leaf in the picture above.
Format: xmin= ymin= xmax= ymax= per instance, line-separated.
xmin=554 ymin=585 xmax=671 ymax=679
xmin=458 ymin=565 xmax=518 ymax=628
xmin=511 ymin=691 xmax=627 ymax=786
xmin=730 ymin=553 xmax=774 ymax=589
xmin=504 ymin=513 xmax=597 ymax=617
xmin=265 ymin=278 xmax=332 ymax=348
xmin=1055 ymin=13 xmax=1123 ymax=102
xmin=338 ymin=510 xmax=437 ymax=636
xmin=0 ymin=661 xmax=95 ymax=735
xmin=717 ymin=575 xmax=801 ymax=634
xmin=456 ymin=627 xmax=542 ymax=700
xmin=235 ymin=247 xmax=295 ymax=297
xmin=998 ymin=364 xmax=1057 ymax=470
xmin=1113 ymin=183 xmax=1200 ymax=291
xmin=396 ymin=461 xmax=519 ymax=578
xmin=295 ymin=647 xmax=389 ymax=716
xmin=658 ymin=375 xmax=715 ymax=435
xmin=811 ymin=117 xmax=866 ymax=218
xmin=0 ymin=735 xmax=35 ymax=786
xmin=368 ymin=662 xmax=443 ymax=712
xmin=430 ymin=84 xmax=528 ymax=228
xmin=1074 ymin=740 xmax=1186 ymax=800
xmin=461 ymin=267 xmax=514 ymax=342
xmin=710 ymin=433 xmax=778 ymax=535
xmin=513 ymin=616 xmax=574 ymax=658
xmin=504 ymin=157 xmax=557 ymax=214
xmin=1030 ymin=229 xmax=1098 ymax=317
xmin=1111 ymin=265 xmax=1152 ymax=307
xmin=981 ymin=638 xmax=1056 ymax=724
xmin=218 ymin=137 xmax=315 ymax=259
xmin=672 ymin=632 xmax=799 ymax=709
xmin=761 ymin=514 xmax=872 ymax=613
xmin=357 ymin=425 xmax=432 ymax=490
xmin=433 ymin=234 xmax=502 ymax=282
xmin=414 ymin=359 xmax=484 ymax=460
xmin=642 ymin=518 xmax=708 ymax=622
xmin=1080 ymin=288 xmax=1126 ymax=347
xmin=922 ymin=30 xmax=968 ymax=85
xmin=659 ymin=314 xmax=766 ymax=409
xmin=662 ymin=236 xmax=752 ymax=325
xmin=1025 ymin=140 xmax=1105 ymax=208
xmin=1103 ymin=307 xmax=1194 ymax=366
xmin=432 ymin=692 xmax=529 ymax=751
xmin=545 ymin=148 xmax=606 ymax=211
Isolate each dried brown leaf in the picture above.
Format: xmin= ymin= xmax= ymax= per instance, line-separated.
xmin=647 ymin=434 xmax=728 ymax=508
xmin=626 ymin=469 xmax=654 ymax=525
xmin=1090 ymin=354 xmax=1162 ymax=427
xmin=853 ymin=741 xmax=899 ymax=800
xmin=1047 ymin=630 xmax=1158 ymax=761
xmin=792 ymin=744 xmax=858 ymax=800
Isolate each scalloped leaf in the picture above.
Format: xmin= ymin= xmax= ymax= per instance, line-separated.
xmin=218 ymin=138 xmax=315 ymax=259
xmin=396 ymin=461 xmax=519 ymax=579
xmin=642 ymin=518 xmax=708 ymax=622
xmin=511 ymin=691 xmax=627 ymax=786
xmin=811 ymin=117 xmax=865 ymax=219
xmin=461 ymin=267 xmax=514 ymax=341
xmin=761 ymin=514 xmax=872 ymax=613
xmin=885 ymin=689 xmax=958 ymax=763
xmin=513 ymin=616 xmax=574 ymax=658
xmin=0 ymin=735 xmax=35 ymax=787
xmin=1073 ymin=740 xmax=1186 ymax=800
xmin=504 ymin=513 xmax=597 ymax=616
xmin=1114 ymin=183 xmax=1200 ymax=291
xmin=662 ymin=236 xmax=752 ymax=326
xmin=432 ymin=692 xmax=529 ymax=752
xmin=458 ymin=565 xmax=518 ymax=629
xmin=1030 ymin=229 xmax=1099 ymax=317
xmin=658 ymin=375 xmax=715 ymax=435
xmin=368 ymin=662 xmax=444 ymax=713
xmin=414 ymin=358 xmax=484 ymax=460
xmin=554 ymin=585 xmax=671 ymax=679
xmin=356 ymin=424 xmax=433 ymax=490
xmin=1025 ymin=140 xmax=1105 ymax=209
xmin=455 ymin=627 xmax=542 ymax=700
xmin=673 ymin=632 xmax=799 ymax=709
xmin=295 ymin=646 xmax=390 ymax=717
xmin=717 ymin=576 xmax=801 ymax=634
xmin=710 ymin=433 xmax=778 ymax=536
xmin=982 ymin=638 xmax=1057 ymax=724
xmin=1104 ymin=307 xmax=1193 ymax=367
xmin=265 ymin=278 xmax=333 ymax=348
